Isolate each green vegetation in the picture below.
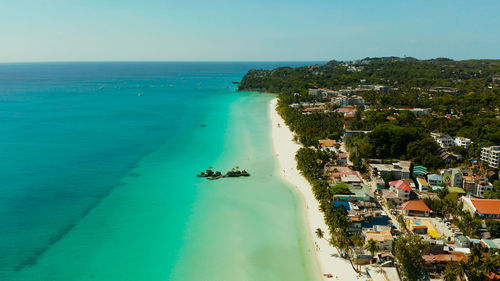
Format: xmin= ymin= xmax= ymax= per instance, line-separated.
xmin=277 ymin=96 xmax=343 ymax=146
xmin=365 ymin=239 xmax=379 ymax=263
xmin=443 ymin=246 xmax=500 ymax=281
xmin=395 ymin=234 xmax=428 ymax=281
xmin=330 ymin=183 xmax=352 ymax=195
xmin=241 ymin=57 xmax=500 ymax=160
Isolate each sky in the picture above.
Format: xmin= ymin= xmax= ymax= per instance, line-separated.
xmin=0 ymin=0 xmax=499 ymax=62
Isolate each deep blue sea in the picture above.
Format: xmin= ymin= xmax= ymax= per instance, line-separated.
xmin=0 ymin=62 xmax=322 ymax=281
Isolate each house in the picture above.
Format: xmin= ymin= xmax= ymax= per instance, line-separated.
xmin=423 ymin=252 xmax=466 ymax=274
xmin=481 ymin=146 xmax=500 ymax=168
xmin=455 ymin=235 xmax=470 ymax=248
xmin=329 ymin=166 xmax=358 ymax=183
xmin=427 ymin=174 xmax=443 ymax=186
xmin=341 ymin=175 xmax=363 ymax=187
xmin=416 ymin=177 xmax=430 ymax=191
xmin=442 ymin=169 xmax=463 ymax=187
xmin=481 ymin=239 xmax=500 ymax=251
xmin=372 ymin=177 xmax=386 ymax=190
xmin=389 ymin=180 xmax=412 ymax=201
xmin=336 ymin=153 xmax=348 ymax=165
xmin=319 ymin=139 xmax=336 ymax=151
xmin=368 ymin=161 xmax=411 ymax=180
xmin=363 ymin=229 xmax=393 ymax=251
xmin=401 ymin=200 xmax=431 ymax=217
xmin=461 ymin=196 xmax=500 ymax=219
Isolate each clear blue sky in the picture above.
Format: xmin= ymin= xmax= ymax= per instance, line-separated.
xmin=1 ymin=0 xmax=499 ymax=62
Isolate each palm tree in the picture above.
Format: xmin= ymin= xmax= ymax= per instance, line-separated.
xmin=315 ymin=228 xmax=324 ymax=240
xmin=443 ymin=261 xmax=467 ymax=281
xmin=350 ymin=233 xmax=364 ymax=272
xmin=365 ymin=239 xmax=379 ymax=264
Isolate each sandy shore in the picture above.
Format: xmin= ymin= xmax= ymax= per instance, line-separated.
xmin=269 ymin=98 xmax=359 ymax=281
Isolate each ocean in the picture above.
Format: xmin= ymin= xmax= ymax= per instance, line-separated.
xmin=0 ymin=62 xmax=321 ymax=281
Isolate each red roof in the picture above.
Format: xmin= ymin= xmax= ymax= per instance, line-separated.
xmin=413 ymin=225 xmax=428 ymax=229
xmin=470 ymin=198 xmax=500 ymax=215
xmin=402 ymin=200 xmax=431 ymax=212
xmin=389 ymin=180 xmax=412 ymax=191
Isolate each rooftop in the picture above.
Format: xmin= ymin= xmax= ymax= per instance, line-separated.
xmin=470 ymin=198 xmax=500 ymax=215
xmin=389 ymin=180 xmax=412 ymax=191
xmin=416 ymin=177 xmax=429 ymax=186
xmin=319 ymin=139 xmax=336 ymax=148
xmin=364 ymin=230 xmax=393 ymax=242
xmin=402 ymin=200 xmax=431 ymax=212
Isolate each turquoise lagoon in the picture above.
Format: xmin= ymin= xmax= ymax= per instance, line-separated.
xmin=0 ymin=62 xmax=321 ymax=281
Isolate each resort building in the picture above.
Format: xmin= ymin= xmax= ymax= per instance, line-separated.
xmin=401 ymin=200 xmax=431 ymax=217
xmin=481 ymin=146 xmax=500 ymax=168
xmin=454 ymin=137 xmax=471 ymax=149
xmin=416 ymin=177 xmax=430 ymax=191
xmin=368 ymin=160 xmax=411 ymax=180
xmin=461 ymin=196 xmax=500 ymax=219
xmin=431 ymin=133 xmax=455 ymax=149
xmin=389 ymin=180 xmax=412 ymax=201
xmin=431 ymin=133 xmax=471 ymax=149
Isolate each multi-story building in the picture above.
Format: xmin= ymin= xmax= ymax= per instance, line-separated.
xmin=481 ymin=146 xmax=500 ymax=168
xmin=475 ymin=176 xmax=493 ymax=197
xmin=454 ymin=137 xmax=471 ymax=149
xmin=431 ymin=133 xmax=455 ymax=149
xmin=431 ymin=133 xmax=471 ymax=149
xmin=369 ymin=161 xmax=411 ymax=180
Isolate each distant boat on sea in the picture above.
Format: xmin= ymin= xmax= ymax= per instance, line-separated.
xmin=137 ymin=93 xmax=143 ymax=96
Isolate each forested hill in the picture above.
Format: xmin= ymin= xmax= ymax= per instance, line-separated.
xmin=238 ymin=57 xmax=500 ymax=94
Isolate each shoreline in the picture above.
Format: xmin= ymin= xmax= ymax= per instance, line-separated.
xmin=269 ymin=98 xmax=359 ymax=281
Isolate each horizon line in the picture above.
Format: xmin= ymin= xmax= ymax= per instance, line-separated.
xmin=1 ymin=57 xmax=500 ymax=64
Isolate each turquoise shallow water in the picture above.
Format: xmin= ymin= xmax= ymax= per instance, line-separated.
xmin=0 ymin=62 xmax=321 ymax=281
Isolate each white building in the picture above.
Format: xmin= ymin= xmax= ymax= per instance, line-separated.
xmin=454 ymin=137 xmax=471 ymax=149
xmin=481 ymin=146 xmax=500 ymax=168
xmin=431 ymin=133 xmax=456 ymax=149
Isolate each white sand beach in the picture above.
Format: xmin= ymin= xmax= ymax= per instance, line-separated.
xmin=269 ymin=98 xmax=360 ymax=281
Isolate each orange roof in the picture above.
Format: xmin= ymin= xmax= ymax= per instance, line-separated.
xmin=345 ymin=114 xmax=355 ymax=118
xmin=402 ymin=200 xmax=431 ymax=212
xmin=471 ymin=198 xmax=500 ymax=215
xmin=386 ymin=116 xmax=396 ymax=120
xmin=319 ymin=139 xmax=336 ymax=147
